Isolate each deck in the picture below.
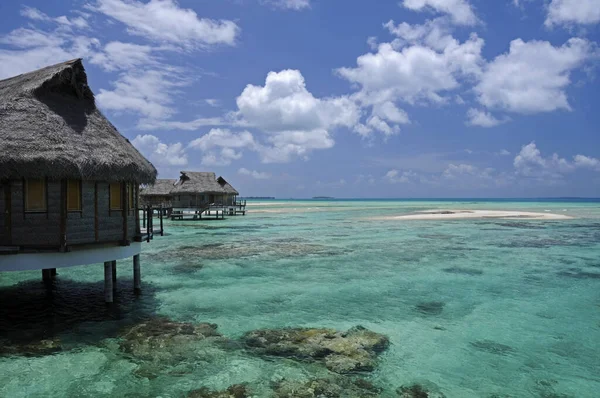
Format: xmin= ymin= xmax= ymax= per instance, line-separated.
xmin=170 ymin=201 xmax=247 ymax=221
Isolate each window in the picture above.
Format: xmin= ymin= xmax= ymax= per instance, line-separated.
xmin=110 ymin=183 xmax=122 ymax=210
xmin=129 ymin=184 xmax=135 ymax=210
xmin=25 ymin=179 xmax=46 ymax=212
xmin=67 ymin=180 xmax=82 ymax=211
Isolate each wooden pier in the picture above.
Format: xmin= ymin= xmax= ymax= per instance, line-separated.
xmin=140 ymin=205 xmax=165 ymax=239
xmin=170 ymin=200 xmax=247 ymax=221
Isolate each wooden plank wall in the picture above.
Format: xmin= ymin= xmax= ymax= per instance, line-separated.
xmin=97 ymin=182 xmax=124 ymax=242
xmin=128 ymin=188 xmax=137 ymax=239
xmin=66 ymin=181 xmax=96 ymax=244
xmin=10 ymin=180 xmax=61 ymax=246
xmin=3 ymin=180 xmax=141 ymax=247
xmin=0 ymin=183 xmax=6 ymax=245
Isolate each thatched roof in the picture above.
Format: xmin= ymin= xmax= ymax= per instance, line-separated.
xmin=171 ymin=171 xmax=239 ymax=195
xmin=0 ymin=59 xmax=157 ymax=183
xmin=140 ymin=179 xmax=177 ymax=197
xmin=217 ymin=176 xmax=239 ymax=195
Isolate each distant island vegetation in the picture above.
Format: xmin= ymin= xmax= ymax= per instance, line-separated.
xmin=312 ymin=196 xmax=335 ymax=199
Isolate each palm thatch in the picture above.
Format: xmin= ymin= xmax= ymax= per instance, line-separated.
xmin=140 ymin=179 xmax=177 ymax=197
xmin=171 ymin=171 xmax=239 ymax=195
xmin=217 ymin=176 xmax=239 ymax=195
xmin=0 ymin=59 xmax=157 ymax=183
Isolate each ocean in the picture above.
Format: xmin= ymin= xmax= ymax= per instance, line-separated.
xmin=1 ymin=199 xmax=599 ymax=397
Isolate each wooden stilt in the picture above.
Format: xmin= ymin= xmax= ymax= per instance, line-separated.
xmin=51 ymin=268 xmax=57 ymax=277
xmin=104 ymin=261 xmax=113 ymax=303
xmin=133 ymin=254 xmax=141 ymax=293
xmin=42 ymin=269 xmax=52 ymax=282
xmin=159 ymin=205 xmax=164 ymax=236
xmin=111 ymin=260 xmax=117 ymax=290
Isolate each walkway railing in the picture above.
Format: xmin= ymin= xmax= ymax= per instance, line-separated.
xmin=140 ymin=205 xmax=165 ymax=241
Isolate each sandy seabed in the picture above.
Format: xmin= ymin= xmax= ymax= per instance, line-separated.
xmin=371 ymin=209 xmax=574 ymax=221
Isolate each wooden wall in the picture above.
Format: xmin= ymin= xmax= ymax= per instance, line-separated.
xmin=140 ymin=195 xmax=172 ymax=207
xmin=2 ymin=180 xmax=139 ymax=248
xmin=10 ymin=180 xmax=61 ymax=246
xmin=0 ymin=182 xmax=7 ymax=245
xmin=172 ymin=193 xmax=232 ymax=208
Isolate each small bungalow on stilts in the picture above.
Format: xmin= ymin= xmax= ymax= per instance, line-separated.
xmin=170 ymin=171 xmax=245 ymax=219
xmin=140 ymin=179 xmax=176 ymax=216
xmin=0 ymin=59 xmax=158 ymax=303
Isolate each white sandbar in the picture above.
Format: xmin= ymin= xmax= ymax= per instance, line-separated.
xmin=372 ymin=209 xmax=573 ymax=221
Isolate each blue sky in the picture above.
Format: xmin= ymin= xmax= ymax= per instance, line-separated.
xmin=1 ymin=0 xmax=599 ymax=198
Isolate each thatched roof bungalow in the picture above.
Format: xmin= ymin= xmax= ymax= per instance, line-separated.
xmin=0 ymin=59 xmax=157 ymax=301
xmin=171 ymin=171 xmax=239 ymax=208
xmin=140 ymin=179 xmax=176 ymax=207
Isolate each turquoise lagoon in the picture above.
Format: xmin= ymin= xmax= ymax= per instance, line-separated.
xmin=1 ymin=199 xmax=600 ymax=397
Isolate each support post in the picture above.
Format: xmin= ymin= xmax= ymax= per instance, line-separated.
xmin=42 ymin=269 xmax=53 ymax=282
xmin=142 ymin=205 xmax=146 ymax=228
xmin=111 ymin=260 xmax=117 ymax=289
xmin=159 ymin=205 xmax=164 ymax=236
xmin=104 ymin=261 xmax=113 ymax=303
xmin=133 ymin=254 xmax=141 ymax=293
xmin=149 ymin=206 xmax=153 ymax=241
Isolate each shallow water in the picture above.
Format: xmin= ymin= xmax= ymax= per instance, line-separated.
xmin=1 ymin=200 xmax=599 ymax=397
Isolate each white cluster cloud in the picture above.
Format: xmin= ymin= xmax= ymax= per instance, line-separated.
xmin=236 ymin=69 xmax=359 ymax=161
xmin=188 ymin=129 xmax=256 ymax=166
xmin=401 ymin=0 xmax=478 ymax=26
xmin=21 ymin=6 xmax=89 ymax=29
xmin=96 ymin=69 xmax=187 ymax=119
xmin=475 ymin=38 xmax=593 ymax=115
xmin=90 ymin=41 xmax=155 ymax=71
xmin=0 ymin=25 xmax=99 ymax=79
xmin=466 ymin=108 xmax=507 ymax=127
xmin=545 ymin=0 xmax=600 ymax=27
xmin=514 ymin=142 xmax=600 ymax=179
xmin=131 ymin=134 xmax=188 ymax=167
xmin=1 ymin=2 xmax=238 ymax=126
xmin=238 ymin=168 xmax=271 ymax=179
xmin=338 ymin=18 xmax=483 ymax=136
xmin=93 ymin=0 xmax=240 ymax=47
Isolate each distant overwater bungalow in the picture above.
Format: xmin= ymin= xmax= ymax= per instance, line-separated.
xmin=0 ymin=59 xmax=158 ymax=302
xmin=170 ymin=171 xmax=246 ymax=219
xmin=140 ymin=178 xmax=176 ymax=217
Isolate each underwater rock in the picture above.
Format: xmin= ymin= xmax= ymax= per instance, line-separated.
xmin=0 ymin=337 xmax=62 ymax=357
xmin=442 ymin=267 xmax=483 ymax=276
xmin=273 ymin=377 xmax=381 ymax=398
xmin=119 ymin=317 xmax=224 ymax=362
xmin=396 ymin=384 xmax=446 ymax=398
xmin=242 ymin=325 xmax=389 ymax=373
xmin=557 ymin=269 xmax=600 ymax=280
xmin=155 ymin=239 xmax=348 ymax=264
xmin=187 ymin=384 xmax=250 ymax=398
xmin=415 ymin=301 xmax=445 ymax=315
xmin=470 ymin=340 xmax=514 ymax=355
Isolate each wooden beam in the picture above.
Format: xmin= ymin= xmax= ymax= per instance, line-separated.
xmin=22 ymin=178 xmax=25 ymax=220
xmin=59 ymin=179 xmax=67 ymax=251
xmin=111 ymin=260 xmax=117 ymax=290
xmin=133 ymin=254 xmax=141 ymax=293
xmin=134 ymin=185 xmax=140 ymax=237
xmin=104 ymin=261 xmax=113 ymax=303
xmin=45 ymin=177 xmax=49 ymax=220
xmin=4 ymin=180 xmax=11 ymax=245
xmin=122 ymin=183 xmax=128 ymax=244
xmin=94 ymin=182 xmax=99 ymax=242
xmin=159 ymin=205 xmax=164 ymax=236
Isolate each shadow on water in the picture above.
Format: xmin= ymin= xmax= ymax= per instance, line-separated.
xmin=0 ymin=276 xmax=160 ymax=353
